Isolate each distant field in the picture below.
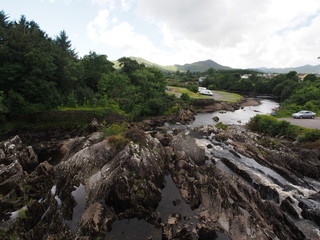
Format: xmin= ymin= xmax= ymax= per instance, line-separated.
xmin=166 ymin=86 xmax=242 ymax=102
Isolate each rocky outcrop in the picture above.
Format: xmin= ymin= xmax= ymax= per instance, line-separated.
xmin=1 ymin=123 xmax=320 ymax=239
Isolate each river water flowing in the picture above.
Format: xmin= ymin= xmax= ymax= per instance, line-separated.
xmin=192 ymin=99 xmax=279 ymax=127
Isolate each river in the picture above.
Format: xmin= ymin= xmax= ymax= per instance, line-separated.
xmin=165 ymin=98 xmax=279 ymax=129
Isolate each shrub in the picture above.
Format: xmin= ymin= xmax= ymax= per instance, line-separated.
xmin=101 ymin=123 xmax=127 ymax=137
xmin=186 ymin=84 xmax=198 ymax=93
xmin=164 ymin=105 xmax=179 ymax=116
xmin=247 ymin=115 xmax=300 ymax=139
xmin=125 ymin=127 xmax=147 ymax=145
xmin=298 ymin=130 xmax=320 ymax=142
xmin=216 ymin=122 xmax=228 ymax=130
xmin=180 ymin=93 xmax=192 ymax=105
xmin=108 ymin=135 xmax=130 ymax=151
xmin=208 ymin=84 xmax=216 ymax=90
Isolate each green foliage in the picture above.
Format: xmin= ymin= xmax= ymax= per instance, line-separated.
xmin=101 ymin=123 xmax=127 ymax=137
xmin=164 ymin=105 xmax=179 ymax=115
xmin=18 ymin=208 xmax=28 ymax=219
xmin=180 ymin=93 xmax=192 ymax=105
xmin=297 ymin=130 xmax=320 ymax=142
xmin=0 ymin=11 xmax=174 ymax=122
xmin=186 ymin=84 xmax=198 ymax=93
xmin=247 ymin=115 xmax=300 ymax=139
xmin=216 ymin=122 xmax=228 ymax=130
xmin=208 ymin=84 xmax=216 ymax=90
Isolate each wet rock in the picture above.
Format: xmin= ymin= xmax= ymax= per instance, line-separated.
xmin=299 ymin=199 xmax=320 ymax=226
xmin=212 ymin=116 xmax=219 ymax=122
xmin=78 ymin=202 xmax=105 ymax=237
xmin=280 ymin=197 xmax=299 ymax=219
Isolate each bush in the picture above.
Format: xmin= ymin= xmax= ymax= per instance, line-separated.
xmin=108 ymin=135 xmax=130 ymax=151
xmin=125 ymin=127 xmax=146 ymax=145
xmin=164 ymin=105 xmax=179 ymax=116
xmin=298 ymin=130 xmax=320 ymax=142
xmin=180 ymin=93 xmax=192 ymax=105
xmin=208 ymin=84 xmax=216 ymax=90
xmin=186 ymin=85 xmax=198 ymax=93
xmin=101 ymin=123 xmax=127 ymax=137
xmin=216 ymin=122 xmax=228 ymax=130
xmin=247 ymin=115 xmax=300 ymax=139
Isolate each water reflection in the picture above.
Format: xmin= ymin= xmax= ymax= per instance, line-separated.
xmin=192 ymin=99 xmax=279 ymax=127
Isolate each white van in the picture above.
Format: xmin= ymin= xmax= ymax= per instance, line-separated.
xmin=199 ymin=89 xmax=213 ymax=96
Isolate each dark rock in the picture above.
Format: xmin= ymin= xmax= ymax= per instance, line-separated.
xmin=280 ymin=197 xmax=299 ymax=219
xmin=299 ymin=199 xmax=320 ymax=226
xmin=212 ymin=116 xmax=219 ymax=122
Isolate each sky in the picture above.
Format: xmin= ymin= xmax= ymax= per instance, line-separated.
xmin=2 ymin=0 xmax=320 ymax=68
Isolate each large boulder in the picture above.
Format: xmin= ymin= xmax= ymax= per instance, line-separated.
xmin=0 ymin=135 xmax=38 ymax=173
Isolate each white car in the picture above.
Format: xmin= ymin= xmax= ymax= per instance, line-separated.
xmin=292 ymin=110 xmax=316 ymax=119
xmin=199 ymin=89 xmax=213 ymax=96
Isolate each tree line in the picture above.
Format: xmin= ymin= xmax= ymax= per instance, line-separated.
xmin=199 ymin=68 xmax=320 ymax=115
xmin=0 ymin=11 xmax=174 ymax=121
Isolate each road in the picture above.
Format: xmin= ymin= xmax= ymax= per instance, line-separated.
xmin=279 ymin=118 xmax=320 ymax=129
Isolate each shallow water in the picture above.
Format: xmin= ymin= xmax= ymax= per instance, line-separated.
xmin=65 ymin=184 xmax=86 ymax=233
xmin=104 ymin=218 xmax=161 ymax=240
xmin=192 ymin=99 xmax=279 ymax=127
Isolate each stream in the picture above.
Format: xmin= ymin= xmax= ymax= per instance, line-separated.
xmin=165 ymin=98 xmax=279 ymax=129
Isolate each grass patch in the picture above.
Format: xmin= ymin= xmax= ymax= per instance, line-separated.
xmin=101 ymin=123 xmax=127 ymax=137
xmin=166 ymin=86 xmax=243 ymax=102
xmin=167 ymin=86 xmax=209 ymax=98
xmin=216 ymin=122 xmax=228 ymax=130
xmin=211 ymin=91 xmax=242 ymax=102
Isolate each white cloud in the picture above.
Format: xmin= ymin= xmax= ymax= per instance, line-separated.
xmin=91 ymin=0 xmax=115 ymax=8
xmin=87 ymin=9 xmax=110 ymax=41
xmin=138 ymin=0 xmax=320 ymax=68
xmin=87 ymin=9 xmax=161 ymax=61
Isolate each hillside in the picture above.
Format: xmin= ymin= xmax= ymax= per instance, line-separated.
xmin=113 ymin=57 xmax=232 ymax=72
xmin=174 ymin=59 xmax=232 ymax=72
xmin=257 ymin=64 xmax=320 ymax=74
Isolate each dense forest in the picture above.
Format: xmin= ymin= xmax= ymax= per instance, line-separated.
xmin=0 ymin=11 xmax=175 ymax=122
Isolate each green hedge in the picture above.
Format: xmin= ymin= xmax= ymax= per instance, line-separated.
xmin=247 ymin=114 xmax=320 ymax=142
xmin=247 ymin=115 xmax=300 ymax=139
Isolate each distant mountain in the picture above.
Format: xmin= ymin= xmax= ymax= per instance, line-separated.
xmin=114 ymin=57 xmax=320 ymax=74
xmin=174 ymin=59 xmax=232 ymax=72
xmin=256 ymin=64 xmax=320 ymax=74
xmin=113 ymin=57 xmax=232 ymax=72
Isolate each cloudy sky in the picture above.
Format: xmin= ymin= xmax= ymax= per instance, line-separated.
xmin=3 ymin=0 xmax=320 ymax=68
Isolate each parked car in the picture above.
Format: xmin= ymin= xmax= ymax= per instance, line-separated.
xmin=292 ymin=110 xmax=316 ymax=119
xmin=199 ymin=89 xmax=213 ymax=96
